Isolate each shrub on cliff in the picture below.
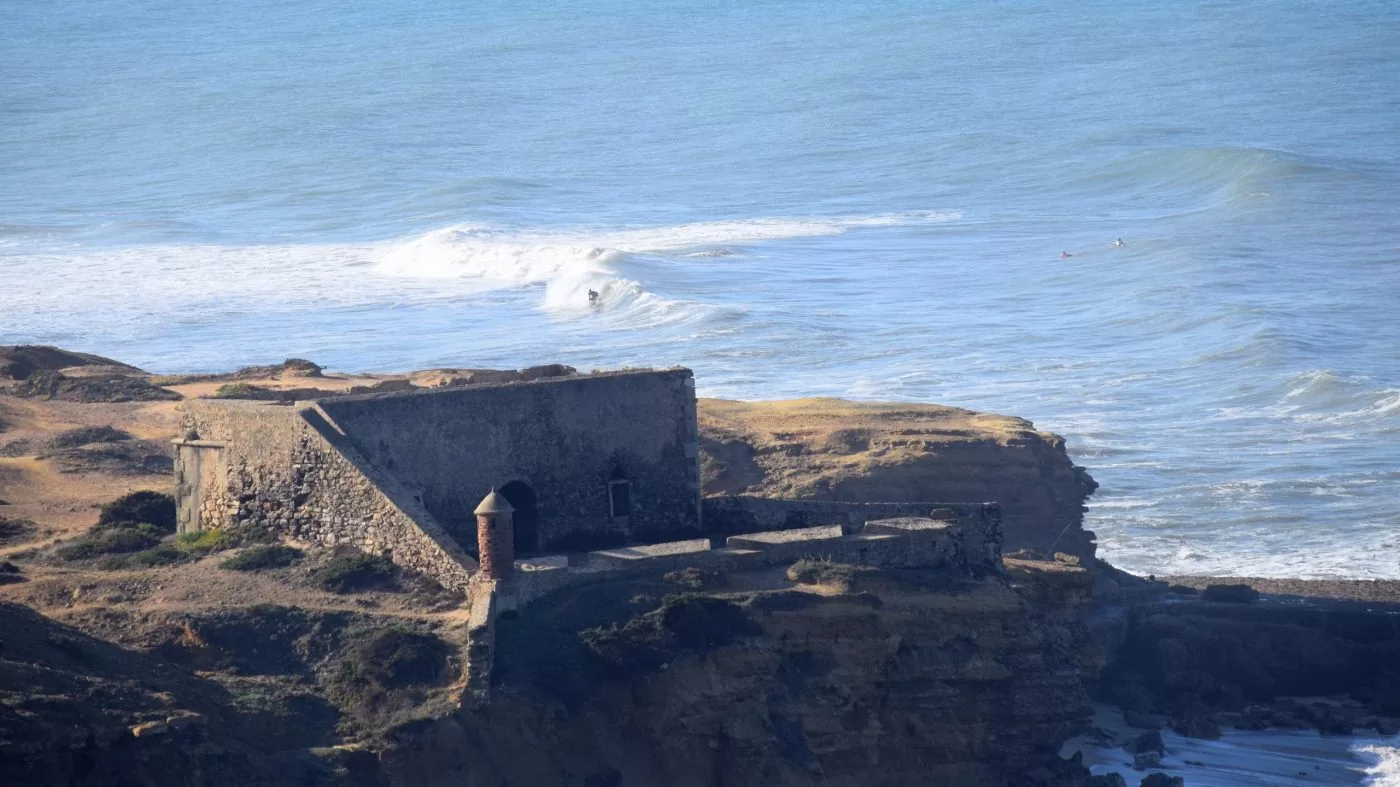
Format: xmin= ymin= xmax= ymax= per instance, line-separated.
xmin=212 ymin=382 xmax=275 ymax=400
xmin=97 ymin=490 xmax=176 ymax=532
xmin=325 ymin=627 xmax=454 ymax=731
xmin=176 ymin=529 xmax=234 ymax=556
xmin=787 ymin=559 xmax=860 ymax=591
xmin=211 ymin=382 xmax=332 ymax=402
xmin=0 ymin=516 xmax=37 ymax=546
xmin=99 ymin=543 xmax=184 ymax=570
xmin=57 ymin=525 xmax=163 ymax=561
xmin=313 ymin=553 xmax=396 ymax=593
xmin=221 ymin=544 xmax=303 ymax=571
xmin=580 ymin=593 xmax=758 ymax=677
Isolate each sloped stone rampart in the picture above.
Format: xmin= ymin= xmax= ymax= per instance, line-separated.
xmin=178 ymin=400 xmax=475 ymax=590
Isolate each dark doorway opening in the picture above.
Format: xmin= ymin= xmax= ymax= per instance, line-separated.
xmin=499 ymin=480 xmax=538 ymax=556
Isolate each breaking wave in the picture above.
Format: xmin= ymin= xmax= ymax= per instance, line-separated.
xmin=372 ymin=213 xmax=960 ymax=318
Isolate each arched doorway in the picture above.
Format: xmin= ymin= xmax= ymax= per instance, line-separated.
xmin=498 ymin=480 xmax=538 ymax=556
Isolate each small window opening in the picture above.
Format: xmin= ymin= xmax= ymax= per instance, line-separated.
xmin=608 ymin=479 xmax=631 ymax=519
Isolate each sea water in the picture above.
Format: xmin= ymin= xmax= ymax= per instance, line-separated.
xmin=3 ymin=0 xmax=1398 ymax=579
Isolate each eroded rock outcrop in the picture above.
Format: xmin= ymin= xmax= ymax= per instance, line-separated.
xmin=1098 ymin=586 xmax=1400 ymax=736
xmin=698 ymin=398 xmax=1099 ymax=557
xmin=381 ymin=560 xmax=1102 ymax=787
xmin=0 ymin=345 xmax=143 ymax=381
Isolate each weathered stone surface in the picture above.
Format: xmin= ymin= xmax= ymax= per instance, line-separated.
xmin=177 ymin=401 xmax=476 ymax=590
xmin=316 ymin=368 xmax=700 ymax=553
xmin=177 ymin=369 xmax=705 ymax=590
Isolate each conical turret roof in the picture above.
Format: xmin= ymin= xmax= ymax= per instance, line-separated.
xmin=474 ymin=488 xmax=515 ymax=516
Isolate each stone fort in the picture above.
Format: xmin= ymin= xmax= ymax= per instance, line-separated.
xmin=175 ymin=367 xmax=1003 ymax=599
xmin=176 ymin=366 xmax=1005 ymax=704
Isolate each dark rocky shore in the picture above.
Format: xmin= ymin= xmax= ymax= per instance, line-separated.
xmin=1165 ymin=575 xmax=1400 ymax=605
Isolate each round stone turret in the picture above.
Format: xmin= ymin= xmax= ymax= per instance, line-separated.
xmin=474 ymin=489 xmax=515 ymax=580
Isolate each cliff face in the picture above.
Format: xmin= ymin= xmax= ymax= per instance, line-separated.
xmin=698 ymin=398 xmax=1099 ymax=557
xmin=1098 ymin=587 xmax=1400 ymax=735
xmin=378 ymin=561 xmax=1102 ymax=787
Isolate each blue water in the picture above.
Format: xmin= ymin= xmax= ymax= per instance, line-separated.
xmin=3 ymin=0 xmax=1399 ymax=579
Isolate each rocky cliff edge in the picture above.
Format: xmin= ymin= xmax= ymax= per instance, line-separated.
xmin=698 ymin=398 xmax=1099 ymax=558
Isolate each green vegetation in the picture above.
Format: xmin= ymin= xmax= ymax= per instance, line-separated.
xmin=57 ymin=524 xmax=163 ymax=561
xmin=221 ymin=544 xmax=303 ymax=571
xmin=57 ymin=491 xmax=239 ymax=568
xmin=99 ymin=543 xmax=184 ymax=570
xmin=47 ymin=425 xmax=132 ymax=450
xmin=97 ymin=490 xmax=176 ymax=532
xmin=663 ymin=566 xmax=719 ymax=590
xmin=313 ymin=553 xmax=396 ymax=593
xmin=0 ymin=515 xmax=37 ymax=545
xmin=176 ymin=529 xmax=234 ymax=556
xmin=580 ymin=593 xmax=758 ymax=677
xmin=211 ymin=382 xmax=329 ymax=402
xmin=212 ymin=382 xmax=271 ymax=399
xmin=326 ymin=627 xmax=453 ymax=731
xmin=786 ymin=559 xmax=859 ymax=590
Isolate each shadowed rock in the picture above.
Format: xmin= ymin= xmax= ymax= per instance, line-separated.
xmin=0 ymin=345 xmax=143 ymax=381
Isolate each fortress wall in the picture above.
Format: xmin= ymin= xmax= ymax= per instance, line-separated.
xmin=316 ymin=369 xmax=701 ymax=554
xmin=504 ymin=512 xmax=996 ymax=610
xmin=179 ymin=400 xmax=475 ymax=590
xmin=701 ymin=497 xmax=1003 ymax=575
xmin=700 ymin=496 xmax=968 ymax=534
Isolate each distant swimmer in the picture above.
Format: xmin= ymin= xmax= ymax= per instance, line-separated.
xmin=587 ymin=289 xmax=600 ymax=305
xmin=1112 ymin=238 xmax=1124 ymax=248
xmin=1060 ymin=251 xmax=1074 ymax=259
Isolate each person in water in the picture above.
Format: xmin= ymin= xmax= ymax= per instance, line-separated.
xmin=588 ymin=289 xmax=600 ymax=304
xmin=1113 ymin=238 xmax=1124 ymax=248
xmin=1060 ymin=251 xmax=1074 ymax=259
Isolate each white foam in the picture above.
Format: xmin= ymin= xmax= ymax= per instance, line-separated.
xmin=1358 ymin=742 xmax=1400 ymax=786
xmin=1067 ymin=705 xmax=1396 ymax=786
xmin=368 ymin=213 xmax=960 ymax=321
xmin=371 ymin=213 xmax=958 ymax=281
xmin=0 ymin=211 xmax=957 ymax=340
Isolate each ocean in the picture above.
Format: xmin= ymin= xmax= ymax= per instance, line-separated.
xmin=3 ymin=0 xmax=1398 ymax=580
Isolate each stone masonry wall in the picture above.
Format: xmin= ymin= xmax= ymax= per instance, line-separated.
xmin=506 ymin=502 xmax=1005 ymax=609
xmin=316 ymin=369 xmax=701 ymax=554
xmin=702 ymin=496 xmax=1003 ymax=566
xmin=179 ymin=400 xmax=476 ymax=590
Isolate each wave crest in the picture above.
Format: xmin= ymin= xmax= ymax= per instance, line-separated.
xmin=371 ymin=212 xmax=960 ymax=317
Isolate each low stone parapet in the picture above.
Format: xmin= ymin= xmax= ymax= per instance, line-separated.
xmin=588 ymin=538 xmax=711 ymax=570
xmin=497 ymin=507 xmax=999 ymax=611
